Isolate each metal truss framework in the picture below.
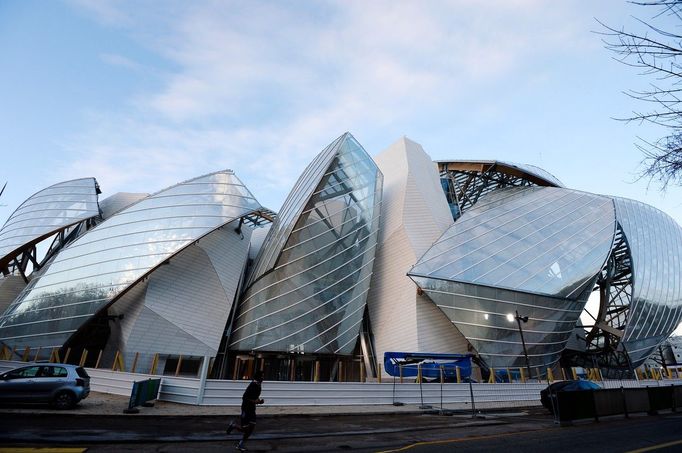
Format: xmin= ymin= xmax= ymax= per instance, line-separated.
xmin=573 ymin=224 xmax=635 ymax=375
xmin=438 ymin=162 xmax=559 ymax=220
xmin=1 ymin=216 xmax=101 ymax=282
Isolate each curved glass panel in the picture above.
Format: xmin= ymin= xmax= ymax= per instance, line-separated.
xmin=247 ymin=134 xmax=347 ymax=286
xmin=615 ymin=197 xmax=682 ymax=364
xmin=0 ymin=178 xmax=100 ymax=266
xmin=230 ymin=133 xmax=383 ymax=354
xmin=410 ymin=187 xmax=615 ymax=298
xmin=409 ymin=276 xmax=592 ymax=370
xmin=0 ymin=171 xmax=262 ymax=350
xmin=498 ymin=161 xmax=564 ymax=187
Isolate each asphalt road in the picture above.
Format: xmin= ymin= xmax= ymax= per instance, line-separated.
xmin=1 ymin=409 xmax=681 ymax=452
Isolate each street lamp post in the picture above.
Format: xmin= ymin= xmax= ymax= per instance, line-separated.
xmin=514 ymin=310 xmax=532 ymax=381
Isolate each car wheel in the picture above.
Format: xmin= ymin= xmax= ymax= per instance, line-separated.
xmin=52 ymin=391 xmax=76 ymax=410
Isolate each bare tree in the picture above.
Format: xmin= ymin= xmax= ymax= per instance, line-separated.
xmin=599 ymin=1 xmax=682 ymax=188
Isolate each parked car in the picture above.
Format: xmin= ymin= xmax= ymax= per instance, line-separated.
xmin=540 ymin=379 xmax=601 ymax=413
xmin=0 ymin=363 xmax=90 ymax=409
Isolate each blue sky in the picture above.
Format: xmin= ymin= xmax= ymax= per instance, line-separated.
xmin=1 ymin=0 xmax=680 ymax=228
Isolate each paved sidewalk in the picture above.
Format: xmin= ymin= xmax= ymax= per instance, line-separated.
xmin=0 ymin=391 xmax=530 ymax=418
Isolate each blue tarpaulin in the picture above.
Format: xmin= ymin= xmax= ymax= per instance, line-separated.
xmin=383 ymin=352 xmax=473 ymax=379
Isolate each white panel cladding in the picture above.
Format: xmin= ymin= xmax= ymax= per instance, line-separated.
xmin=98 ymin=192 xmax=149 ymax=219
xmin=143 ymin=244 xmax=229 ymax=352
xmin=106 ymin=281 xmax=148 ymax=366
xmin=0 ymin=275 xmax=25 ymax=315
xmin=199 ymin=224 xmax=252 ymax=308
xmin=126 ymin=307 xmax=215 ymax=356
xmin=368 ymin=137 xmax=460 ymax=377
xmin=415 ymin=293 xmax=470 ymax=353
xmin=367 ymin=228 xmax=419 ymax=357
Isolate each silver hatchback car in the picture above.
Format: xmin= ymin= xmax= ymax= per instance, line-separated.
xmin=0 ymin=363 xmax=90 ymax=409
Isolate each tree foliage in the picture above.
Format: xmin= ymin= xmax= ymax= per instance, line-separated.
xmin=600 ymin=1 xmax=682 ymax=188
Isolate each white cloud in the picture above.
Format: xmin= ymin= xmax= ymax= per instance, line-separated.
xmin=62 ymin=0 xmax=600 ymax=210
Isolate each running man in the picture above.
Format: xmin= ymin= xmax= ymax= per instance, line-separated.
xmin=226 ymin=370 xmax=265 ymax=451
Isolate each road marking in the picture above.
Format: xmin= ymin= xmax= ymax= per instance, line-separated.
xmin=0 ymin=449 xmax=87 ymax=452
xmin=375 ymin=427 xmax=556 ymax=452
xmin=626 ymin=439 xmax=682 ymax=453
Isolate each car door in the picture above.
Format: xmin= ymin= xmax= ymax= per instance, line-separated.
xmin=37 ymin=366 xmax=69 ymax=400
xmin=0 ymin=366 xmax=42 ymax=401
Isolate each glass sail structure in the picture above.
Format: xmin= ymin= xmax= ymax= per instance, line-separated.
xmin=409 ymin=187 xmax=616 ymax=370
xmin=230 ymin=133 xmax=383 ymax=355
xmin=0 ymin=171 xmax=262 ymax=352
xmin=0 ymin=178 xmax=100 ymax=273
xmin=614 ymin=197 xmax=682 ymax=366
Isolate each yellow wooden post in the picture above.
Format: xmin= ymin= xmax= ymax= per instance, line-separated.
xmin=95 ymin=350 xmax=103 ymax=368
xmin=21 ymin=346 xmax=30 ymax=362
xmin=149 ymin=353 xmax=159 ymax=375
xmin=131 ymin=352 xmax=140 ymax=373
xmin=488 ymin=368 xmax=495 ymax=384
xmin=175 ymin=355 xmax=183 ymax=376
xmin=79 ymin=349 xmax=88 ymax=367
xmin=63 ymin=348 xmax=71 ymax=364
xmin=668 ymin=368 xmax=673 ymax=379
xmin=232 ymin=358 xmax=240 ymax=380
xmin=360 ymin=361 xmax=366 ymax=383
xmin=547 ymin=368 xmax=554 ymax=383
xmin=456 ymin=366 xmax=461 ymax=383
xmin=519 ymin=367 xmax=526 ymax=383
xmin=314 ymin=361 xmax=320 ymax=382
xmin=378 ymin=363 xmax=382 ymax=384
xmin=50 ymin=348 xmax=59 ymax=363
xmin=571 ymin=367 xmax=578 ymax=380
xmin=399 ymin=364 xmax=403 ymax=384
xmin=112 ymin=351 xmax=125 ymax=372
xmin=338 ymin=361 xmax=343 ymax=383
xmin=417 ymin=364 xmax=422 ymax=383
xmin=440 ymin=365 xmax=444 ymax=385
xmin=561 ymin=367 xmax=567 ymax=381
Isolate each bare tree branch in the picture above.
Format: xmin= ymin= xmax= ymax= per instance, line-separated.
xmin=601 ymin=0 xmax=682 ymax=189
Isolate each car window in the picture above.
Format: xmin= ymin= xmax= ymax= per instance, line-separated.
xmin=40 ymin=366 xmax=68 ymax=378
xmin=6 ymin=366 xmax=40 ymax=379
xmin=75 ymin=367 xmax=90 ymax=379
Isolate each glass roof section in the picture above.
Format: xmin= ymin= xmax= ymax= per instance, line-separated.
xmin=0 ymin=170 xmax=262 ymax=349
xmin=0 ymin=178 xmax=100 ymax=268
xmin=247 ymin=133 xmax=348 ymax=286
xmin=409 ymin=187 xmax=616 ymax=299
xmin=615 ymin=197 xmax=682 ymax=349
xmin=436 ymin=160 xmax=564 ymax=187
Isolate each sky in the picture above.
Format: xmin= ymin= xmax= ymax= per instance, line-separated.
xmin=1 ymin=0 xmax=681 ymax=225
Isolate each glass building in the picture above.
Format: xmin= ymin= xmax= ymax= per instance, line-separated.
xmin=229 ymin=133 xmax=383 ymax=369
xmin=0 ymin=171 xmax=266 ymax=370
xmin=0 ymin=136 xmax=680 ymax=380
